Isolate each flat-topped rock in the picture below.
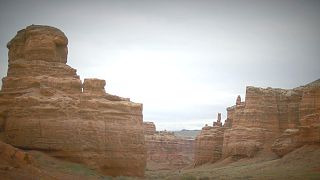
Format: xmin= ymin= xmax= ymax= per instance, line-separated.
xmin=194 ymin=79 xmax=320 ymax=165
xmin=83 ymin=78 xmax=106 ymax=95
xmin=272 ymin=82 xmax=320 ymax=157
xmin=143 ymin=122 xmax=156 ymax=135
xmin=7 ymin=25 xmax=68 ymax=63
xmin=0 ymin=25 xmax=146 ymax=177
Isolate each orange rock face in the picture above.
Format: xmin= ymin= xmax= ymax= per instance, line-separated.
xmin=222 ymin=87 xmax=283 ymax=159
xmin=0 ymin=25 xmax=146 ymax=177
xmin=272 ymin=81 xmax=320 ymax=156
xmin=143 ymin=122 xmax=194 ymax=170
xmin=0 ymin=140 xmax=33 ymax=168
xmin=194 ymin=113 xmax=224 ymax=166
xmin=194 ymin=79 xmax=320 ymax=165
xmin=194 ymin=125 xmax=224 ymax=166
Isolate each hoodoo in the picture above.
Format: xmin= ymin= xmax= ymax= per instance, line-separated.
xmin=0 ymin=25 xmax=146 ymax=177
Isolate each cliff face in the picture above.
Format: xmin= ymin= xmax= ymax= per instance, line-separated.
xmin=222 ymin=87 xmax=283 ymax=159
xmin=272 ymin=81 xmax=320 ymax=156
xmin=194 ymin=80 xmax=320 ymax=165
xmin=143 ymin=122 xmax=194 ymax=170
xmin=194 ymin=125 xmax=224 ymax=166
xmin=0 ymin=25 xmax=146 ymax=177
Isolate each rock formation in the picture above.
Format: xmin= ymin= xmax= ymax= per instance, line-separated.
xmin=143 ymin=121 xmax=156 ymax=135
xmin=143 ymin=122 xmax=194 ymax=170
xmin=236 ymin=95 xmax=241 ymax=105
xmin=194 ymin=114 xmax=224 ymax=166
xmin=0 ymin=140 xmax=33 ymax=169
xmin=0 ymin=25 xmax=146 ymax=177
xmin=194 ymin=79 xmax=320 ymax=165
xmin=0 ymin=140 xmax=51 ymax=179
xmin=213 ymin=113 xmax=222 ymax=127
xmin=272 ymin=80 xmax=320 ymax=156
xmin=222 ymin=87 xmax=282 ymax=159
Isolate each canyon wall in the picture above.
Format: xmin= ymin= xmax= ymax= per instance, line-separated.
xmin=193 ymin=123 xmax=224 ymax=166
xmin=272 ymin=81 xmax=320 ymax=156
xmin=143 ymin=122 xmax=194 ymax=170
xmin=0 ymin=25 xmax=146 ymax=177
xmin=194 ymin=80 xmax=320 ymax=165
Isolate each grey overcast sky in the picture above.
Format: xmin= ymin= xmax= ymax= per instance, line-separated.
xmin=0 ymin=0 xmax=319 ymax=130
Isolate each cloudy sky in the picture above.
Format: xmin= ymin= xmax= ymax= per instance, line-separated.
xmin=0 ymin=0 xmax=319 ymax=130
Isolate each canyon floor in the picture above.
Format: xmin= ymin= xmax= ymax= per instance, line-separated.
xmin=2 ymin=144 xmax=319 ymax=180
xmin=146 ymin=145 xmax=320 ymax=180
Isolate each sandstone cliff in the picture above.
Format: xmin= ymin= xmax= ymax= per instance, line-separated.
xmin=0 ymin=25 xmax=146 ymax=177
xmin=194 ymin=114 xmax=224 ymax=166
xmin=194 ymin=80 xmax=320 ymax=165
xmin=143 ymin=122 xmax=194 ymax=171
xmin=272 ymin=80 xmax=320 ymax=156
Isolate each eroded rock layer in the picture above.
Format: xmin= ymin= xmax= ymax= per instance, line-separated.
xmin=194 ymin=79 xmax=320 ymax=165
xmin=143 ymin=121 xmax=156 ymax=135
xmin=0 ymin=25 xmax=146 ymax=177
xmin=272 ymin=81 xmax=320 ymax=156
xmin=143 ymin=122 xmax=194 ymax=170
xmin=194 ymin=125 xmax=224 ymax=166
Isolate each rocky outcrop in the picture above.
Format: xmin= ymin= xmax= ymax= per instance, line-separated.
xmin=143 ymin=121 xmax=156 ymax=135
xmin=213 ymin=113 xmax=222 ymax=127
xmin=194 ymin=125 xmax=224 ymax=166
xmin=272 ymin=80 xmax=320 ymax=156
xmin=194 ymin=113 xmax=224 ymax=166
xmin=143 ymin=122 xmax=194 ymax=170
xmin=222 ymin=87 xmax=282 ymax=159
xmin=0 ymin=140 xmax=52 ymax=179
xmin=194 ymin=79 xmax=320 ymax=165
xmin=0 ymin=25 xmax=146 ymax=177
xmin=222 ymin=84 xmax=318 ymax=158
xmin=0 ymin=140 xmax=33 ymax=169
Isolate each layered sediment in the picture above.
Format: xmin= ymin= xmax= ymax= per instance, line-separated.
xmin=194 ymin=124 xmax=224 ymax=166
xmin=272 ymin=80 xmax=320 ymax=156
xmin=0 ymin=25 xmax=146 ymax=177
xmin=143 ymin=122 xmax=194 ymax=170
xmin=194 ymin=80 xmax=320 ymax=165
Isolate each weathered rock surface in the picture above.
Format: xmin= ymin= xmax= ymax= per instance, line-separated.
xmin=222 ymin=87 xmax=282 ymax=159
xmin=272 ymin=80 xmax=320 ymax=156
xmin=0 ymin=140 xmax=33 ymax=169
xmin=194 ymin=79 xmax=320 ymax=165
xmin=194 ymin=113 xmax=224 ymax=166
xmin=0 ymin=25 xmax=146 ymax=177
xmin=0 ymin=140 xmax=51 ymax=180
xmin=194 ymin=124 xmax=224 ymax=166
xmin=143 ymin=121 xmax=156 ymax=135
xmin=143 ymin=122 xmax=194 ymax=170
